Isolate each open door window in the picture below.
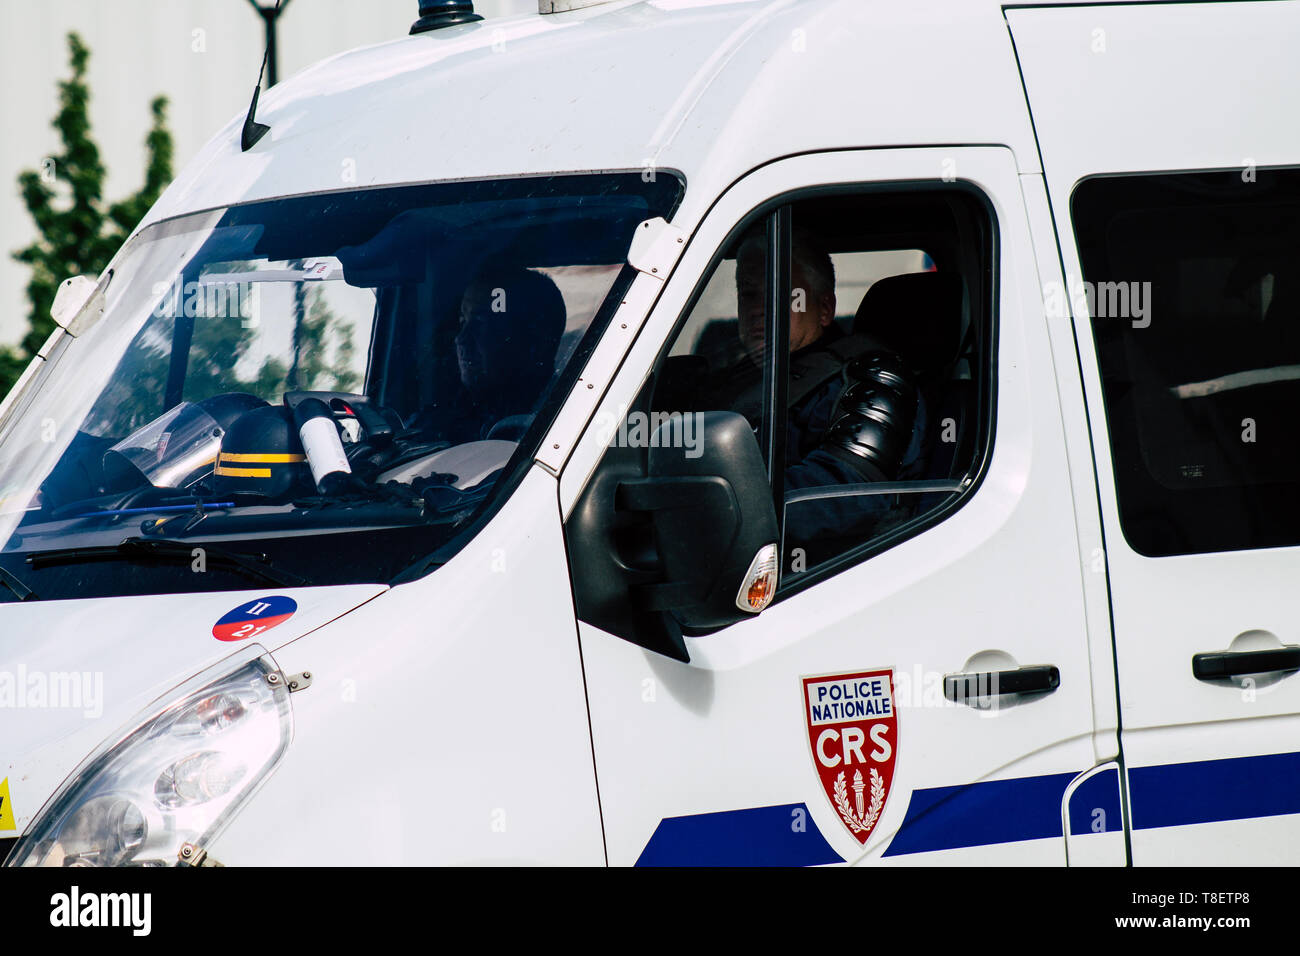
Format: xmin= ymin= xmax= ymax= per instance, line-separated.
xmin=566 ymin=184 xmax=996 ymax=657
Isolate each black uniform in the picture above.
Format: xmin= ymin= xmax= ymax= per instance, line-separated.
xmin=710 ymin=325 xmax=929 ymax=555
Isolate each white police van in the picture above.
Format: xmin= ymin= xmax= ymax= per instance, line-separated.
xmin=1 ymin=0 xmax=1298 ymax=867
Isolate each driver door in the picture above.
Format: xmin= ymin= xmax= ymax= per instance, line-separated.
xmin=561 ymin=147 xmax=1118 ymax=865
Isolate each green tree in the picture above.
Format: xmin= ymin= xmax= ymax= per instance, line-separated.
xmin=81 ymin=278 xmax=365 ymax=440
xmin=1 ymin=32 xmax=173 ymax=398
xmin=291 ymin=286 xmax=361 ymax=394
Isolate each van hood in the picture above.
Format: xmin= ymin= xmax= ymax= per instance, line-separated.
xmin=0 ymin=584 xmax=385 ymax=839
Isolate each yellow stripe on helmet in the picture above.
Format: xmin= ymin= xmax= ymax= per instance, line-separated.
xmin=217 ymin=452 xmax=307 ymax=464
xmin=214 ymin=464 xmax=273 ymax=478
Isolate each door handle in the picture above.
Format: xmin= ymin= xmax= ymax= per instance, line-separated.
xmin=1192 ymin=646 xmax=1300 ymax=680
xmin=943 ymin=664 xmax=1060 ymax=704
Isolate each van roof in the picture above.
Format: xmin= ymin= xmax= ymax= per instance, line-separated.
xmin=148 ymin=0 xmax=1045 ymax=230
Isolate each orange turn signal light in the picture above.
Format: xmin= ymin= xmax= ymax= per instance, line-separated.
xmin=736 ymin=543 xmax=779 ymax=613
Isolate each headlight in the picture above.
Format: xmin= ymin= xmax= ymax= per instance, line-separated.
xmin=7 ymin=650 xmax=291 ymax=867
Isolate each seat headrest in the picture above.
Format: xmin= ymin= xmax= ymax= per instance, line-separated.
xmin=853 ymin=271 xmax=964 ymax=373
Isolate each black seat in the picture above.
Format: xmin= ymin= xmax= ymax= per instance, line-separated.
xmin=853 ymin=272 xmax=971 ymax=480
xmin=853 ymin=271 xmax=964 ymax=375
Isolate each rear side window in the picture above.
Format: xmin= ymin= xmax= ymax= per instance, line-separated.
xmin=1073 ymin=168 xmax=1300 ymax=556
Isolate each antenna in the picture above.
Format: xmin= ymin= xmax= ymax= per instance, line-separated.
xmin=240 ymin=0 xmax=291 ymax=152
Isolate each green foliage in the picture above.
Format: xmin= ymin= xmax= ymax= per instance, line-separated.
xmin=2 ymin=36 xmax=365 ymax=433
xmin=181 ymin=284 xmax=360 ymax=403
xmin=81 ymin=280 xmax=363 ymax=440
xmin=291 ymin=286 xmax=361 ymax=394
xmin=1 ymin=32 xmax=174 ymax=398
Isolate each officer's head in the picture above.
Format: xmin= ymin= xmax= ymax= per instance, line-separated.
xmin=735 ymin=228 xmax=837 ymax=363
xmin=457 ymin=267 xmax=567 ymax=403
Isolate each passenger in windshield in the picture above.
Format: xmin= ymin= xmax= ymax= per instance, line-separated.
xmin=431 ymin=266 xmax=567 ymax=444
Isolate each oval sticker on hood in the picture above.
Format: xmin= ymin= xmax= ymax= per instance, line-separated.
xmin=213 ymin=595 xmax=298 ymax=641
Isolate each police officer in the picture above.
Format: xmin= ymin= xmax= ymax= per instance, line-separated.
xmin=415 ymin=266 xmax=568 ymax=445
xmin=728 ymin=229 xmax=929 ymax=559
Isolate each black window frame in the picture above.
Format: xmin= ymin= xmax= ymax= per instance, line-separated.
xmin=652 ymin=179 xmax=1000 ymax=606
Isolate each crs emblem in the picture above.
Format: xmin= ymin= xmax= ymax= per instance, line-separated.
xmin=802 ymin=669 xmax=898 ymax=845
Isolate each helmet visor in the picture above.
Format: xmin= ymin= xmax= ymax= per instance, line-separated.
xmin=104 ymin=402 xmax=225 ymax=489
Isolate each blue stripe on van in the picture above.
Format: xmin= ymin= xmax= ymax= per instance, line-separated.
xmin=634 ymin=752 xmax=1300 ymax=864
xmin=882 ymin=771 xmax=1076 ymax=856
xmin=635 ymin=803 xmax=844 ymax=867
xmin=1129 ymin=750 xmax=1300 ymax=830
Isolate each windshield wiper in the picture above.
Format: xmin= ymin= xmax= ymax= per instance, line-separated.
xmin=27 ymin=537 xmax=307 ymax=588
xmin=0 ymin=565 xmax=38 ymax=601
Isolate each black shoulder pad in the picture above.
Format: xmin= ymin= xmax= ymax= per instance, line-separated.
xmin=819 ymin=350 xmax=918 ymax=480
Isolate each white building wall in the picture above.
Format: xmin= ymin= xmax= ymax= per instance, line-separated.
xmin=0 ymin=0 xmax=534 ymax=347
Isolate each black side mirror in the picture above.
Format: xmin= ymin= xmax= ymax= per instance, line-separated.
xmin=566 ymin=410 xmax=778 ymax=661
xmin=619 ymin=411 xmax=778 ymax=629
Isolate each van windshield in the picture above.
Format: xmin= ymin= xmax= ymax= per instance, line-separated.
xmin=0 ymin=173 xmax=684 ymax=601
